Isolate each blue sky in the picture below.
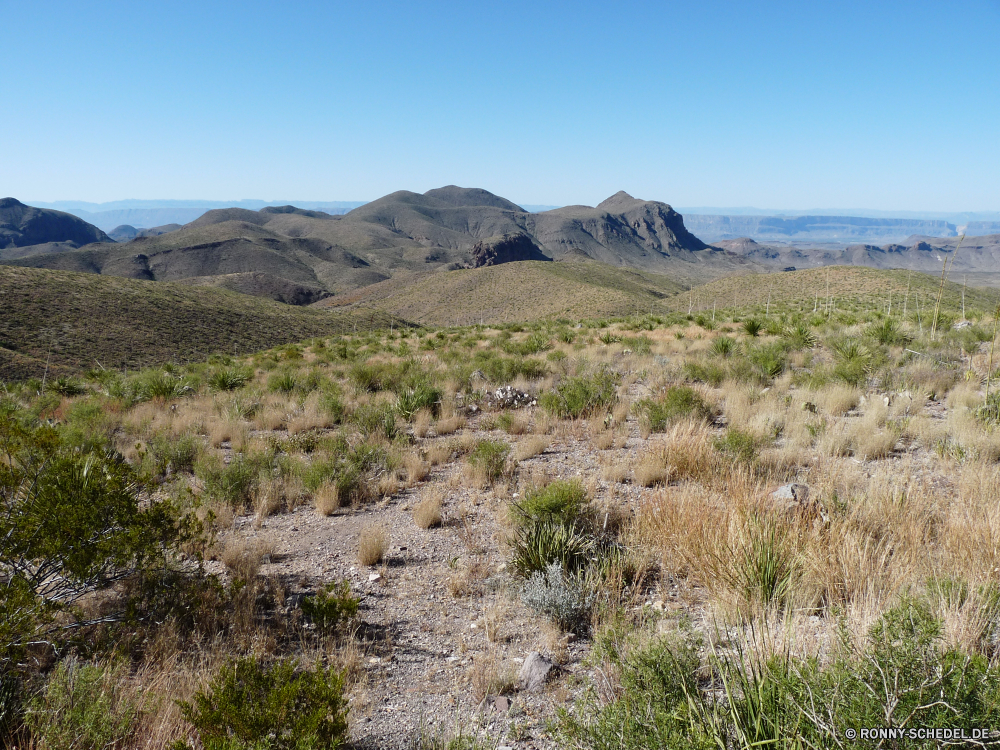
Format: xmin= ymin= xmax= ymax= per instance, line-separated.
xmin=3 ymin=0 xmax=999 ymax=210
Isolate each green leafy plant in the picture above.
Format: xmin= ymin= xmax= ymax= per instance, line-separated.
xmin=539 ymin=369 xmax=619 ymax=419
xmin=300 ymin=581 xmax=358 ymax=634
xmin=509 ymin=519 xmax=594 ymax=578
xmin=208 ymin=366 xmax=253 ymax=392
xmin=466 ymin=439 xmax=511 ymax=483
xmin=636 ymin=386 xmax=713 ymax=433
xmin=176 ymin=657 xmax=348 ymax=750
xmin=515 ymin=480 xmax=587 ymax=525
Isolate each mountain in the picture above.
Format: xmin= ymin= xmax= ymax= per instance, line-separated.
xmin=0 ymin=198 xmax=110 ymax=253
xmin=713 ymin=233 xmax=1000 ymax=282
xmin=3 ymin=188 xmax=742 ymax=303
xmin=108 ymin=224 xmax=182 ymax=242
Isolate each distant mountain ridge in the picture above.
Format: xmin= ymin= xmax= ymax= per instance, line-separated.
xmin=3 ymin=187 xmax=741 ymax=303
xmin=686 ymin=214 xmax=964 ymax=244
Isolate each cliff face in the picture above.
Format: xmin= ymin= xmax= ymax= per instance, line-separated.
xmin=470 ymin=233 xmax=549 ymax=267
xmin=0 ymin=198 xmax=111 ymax=248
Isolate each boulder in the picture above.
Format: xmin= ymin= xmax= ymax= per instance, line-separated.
xmin=516 ymin=651 xmax=553 ymax=693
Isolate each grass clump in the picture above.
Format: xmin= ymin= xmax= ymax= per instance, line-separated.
xmin=636 ymin=386 xmax=712 ymax=434
xmin=176 ymin=657 xmax=348 ymax=750
xmin=466 ymin=439 xmax=511 ymax=484
xmin=540 ymin=369 xmax=619 ymax=419
xmin=713 ymin=428 xmax=760 ymax=465
xmin=413 ymin=492 xmax=443 ymax=529
xmin=358 ymin=524 xmax=388 ymax=566
xmin=301 ymin=580 xmax=358 ymax=634
xmin=509 ymin=519 xmax=594 ymax=578
xmin=208 ymin=366 xmax=253 ymax=392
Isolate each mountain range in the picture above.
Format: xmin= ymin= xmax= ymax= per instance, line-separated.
xmin=1 ymin=187 xmax=746 ymax=304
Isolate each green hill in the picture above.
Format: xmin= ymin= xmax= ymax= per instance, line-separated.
xmin=0 ymin=266 xmax=399 ymax=380
xmin=316 ymin=260 xmax=689 ymax=324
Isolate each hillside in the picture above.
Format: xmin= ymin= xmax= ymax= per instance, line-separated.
xmin=315 ymin=260 xmax=690 ymax=324
xmin=669 ymin=265 xmax=997 ymax=318
xmin=3 ymin=188 xmax=748 ymax=304
xmin=0 ymin=197 xmax=110 ymax=252
xmin=0 ymin=266 xmax=399 ymax=380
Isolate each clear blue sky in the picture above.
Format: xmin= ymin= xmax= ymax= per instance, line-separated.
xmin=3 ymin=0 xmax=999 ymax=211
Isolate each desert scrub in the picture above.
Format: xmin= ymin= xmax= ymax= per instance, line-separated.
xmin=713 ymin=427 xmax=761 ymax=465
xmin=207 ymin=365 xmax=253 ymax=392
xmin=396 ymin=382 xmax=442 ymax=420
xmin=267 ymin=369 xmax=298 ymax=394
xmin=540 ymin=368 xmax=619 ymax=419
xmin=195 ymin=452 xmax=268 ymax=508
xmin=148 ymin=431 xmax=201 ymax=476
xmin=25 ymin=658 xmax=144 ymax=750
xmin=466 ymin=438 xmax=511 ymax=484
xmin=176 ymin=657 xmax=348 ymax=750
xmin=521 ymin=561 xmax=595 ymax=632
xmin=509 ymin=519 xmax=594 ymax=578
xmin=358 ymin=524 xmax=388 ymax=566
xmin=301 ymin=580 xmax=358 ymax=633
xmin=636 ymin=386 xmax=713 ymax=434
xmin=351 ymin=402 xmax=399 ymax=440
xmin=514 ymin=479 xmax=587 ymax=526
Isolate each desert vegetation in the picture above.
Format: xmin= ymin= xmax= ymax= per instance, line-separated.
xmin=3 ymin=273 xmax=1000 ymax=748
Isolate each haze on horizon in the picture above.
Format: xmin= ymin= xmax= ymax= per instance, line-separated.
xmin=3 ymin=0 xmax=999 ymax=213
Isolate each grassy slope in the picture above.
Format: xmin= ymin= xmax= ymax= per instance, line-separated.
xmin=670 ymin=265 xmax=999 ymax=316
xmin=316 ymin=260 xmax=689 ymax=324
xmin=0 ymin=266 xmax=399 ymax=380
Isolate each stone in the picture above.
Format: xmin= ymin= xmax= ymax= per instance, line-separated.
xmin=516 ymin=651 xmax=554 ymax=693
xmin=368 ymin=573 xmax=381 ymax=583
xmin=769 ymin=483 xmax=829 ymax=525
xmin=494 ymin=696 xmax=510 ymax=712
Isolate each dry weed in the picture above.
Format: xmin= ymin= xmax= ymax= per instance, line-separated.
xmin=221 ymin=536 xmax=275 ymax=581
xmin=403 ymin=452 xmax=430 ymax=485
xmin=413 ymin=408 xmax=433 ymax=437
xmin=413 ymin=489 xmax=443 ymax=529
xmin=313 ymin=482 xmax=341 ymax=516
xmin=358 ymin=524 xmax=388 ymax=566
xmin=514 ymin=435 xmax=550 ymax=461
xmin=469 ymin=649 xmax=515 ymax=702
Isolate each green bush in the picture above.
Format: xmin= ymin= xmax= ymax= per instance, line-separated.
xmin=471 ymin=353 xmax=547 ymax=384
xmin=509 ymin=519 xmax=594 ymax=578
xmin=46 ymin=376 xmax=86 ymax=396
xmin=748 ymin=343 xmax=786 ymax=379
xmin=713 ymin=428 xmax=759 ymax=464
xmin=782 ymin=323 xmax=817 ymax=349
xmin=267 ymin=370 xmax=298 ymax=394
xmin=742 ymin=318 xmax=763 ymax=337
xmin=516 ymin=480 xmax=587 ymax=525
xmin=636 ymin=386 xmax=713 ymax=433
xmin=177 ymin=657 xmax=348 ymax=750
xmin=301 ymin=581 xmax=358 ymax=634
xmin=539 ymin=369 xmax=619 ymax=419
xmin=26 ymin=659 xmax=143 ymax=750
xmin=351 ymin=403 xmax=399 ymax=440
xmin=710 ymin=336 xmax=737 ymax=357
xmin=831 ymin=338 xmax=873 ymax=386
xmin=149 ymin=432 xmax=201 ymax=476
xmin=396 ymin=383 xmax=442 ymax=420
xmin=501 ymin=332 xmax=552 ymax=356
xmin=867 ymin=318 xmax=911 ymax=346
xmin=318 ymin=390 xmax=346 ymax=424
xmin=196 ymin=453 xmax=264 ymax=508
xmin=208 ymin=366 xmax=253 ymax=392
xmin=466 ymin=439 xmax=510 ymax=483
xmin=682 ymin=360 xmax=727 ymax=387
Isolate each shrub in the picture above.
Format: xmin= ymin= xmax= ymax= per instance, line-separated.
xmin=318 ymin=389 xmax=346 ymax=423
xmin=196 ymin=453 xmax=264 ymax=508
xmin=521 ymin=562 xmax=594 ymax=632
xmin=636 ymin=386 xmax=713 ymax=433
xmin=742 ymin=318 xmax=763 ymax=337
xmin=782 ymin=323 xmax=817 ymax=349
xmin=539 ymin=369 xmax=619 ymax=419
xmin=177 ymin=657 xmax=348 ymax=750
xmin=46 ymin=376 xmax=86 ymax=396
xmin=26 ymin=659 xmax=143 ymax=750
xmin=471 ymin=353 xmax=547 ymax=384
xmin=509 ymin=519 xmax=594 ymax=578
xmin=301 ymin=580 xmax=358 ymax=633
xmin=397 ymin=383 xmax=442 ymax=420
xmin=413 ymin=493 xmax=443 ymax=529
xmin=682 ymin=360 xmax=726 ymax=387
xmin=710 ymin=336 xmax=737 ymax=357
xmin=466 ymin=439 xmax=511 ymax=484
xmin=148 ymin=432 xmax=201 ymax=476
xmin=867 ymin=318 xmax=911 ymax=346
xmin=748 ymin=343 xmax=786 ymax=379
xmin=713 ymin=428 xmax=759 ymax=464
xmin=501 ymin=332 xmax=551 ymax=356
xmin=830 ymin=338 xmax=873 ymax=386
xmin=208 ymin=366 xmax=253 ymax=392
xmin=351 ymin=403 xmax=399 ymax=440
xmin=267 ymin=370 xmax=298 ymax=394
xmin=516 ymin=480 xmax=587 ymax=525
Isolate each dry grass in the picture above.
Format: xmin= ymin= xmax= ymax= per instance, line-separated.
xmin=221 ymin=536 xmax=275 ymax=581
xmin=816 ymin=384 xmax=860 ymax=416
xmin=358 ymin=524 xmax=388 ymax=566
xmin=514 ymin=434 xmax=550 ymax=461
xmin=403 ymin=452 xmax=430 ymax=485
xmin=313 ymin=482 xmax=341 ymax=516
xmin=413 ymin=408 xmax=433 ymax=437
xmin=469 ymin=649 xmax=515 ymax=702
xmin=413 ymin=489 xmax=443 ymax=529
xmin=435 ymin=414 xmax=466 ymax=435
xmin=633 ymin=452 xmax=670 ymax=487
